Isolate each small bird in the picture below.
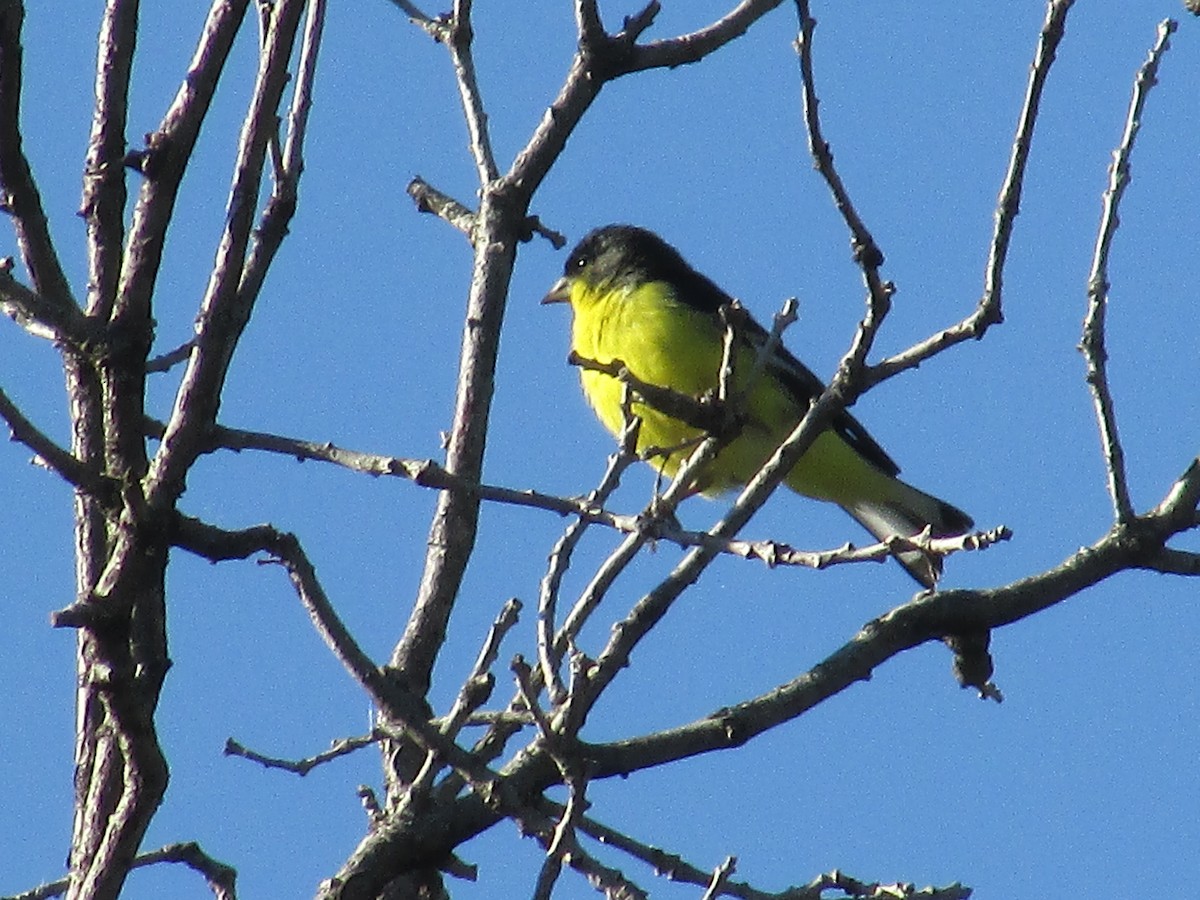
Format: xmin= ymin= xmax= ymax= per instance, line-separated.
xmin=542 ymin=224 xmax=973 ymax=588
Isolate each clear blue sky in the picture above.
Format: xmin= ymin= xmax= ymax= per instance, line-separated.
xmin=3 ymin=2 xmax=1199 ymax=898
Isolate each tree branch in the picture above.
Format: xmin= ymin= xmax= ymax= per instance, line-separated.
xmin=446 ymin=0 xmax=498 ymax=185
xmin=224 ymin=731 xmax=385 ymax=777
xmin=1081 ymin=17 xmax=1177 ymax=525
xmin=143 ymin=0 xmax=307 ymax=511
xmin=0 ymin=261 xmax=95 ymax=343
xmin=172 ymin=515 xmax=395 ymax=707
xmin=406 ymin=176 xmax=477 ymax=240
xmin=867 ymin=0 xmax=1076 ymax=386
xmin=0 ymin=385 xmax=118 ymax=504
xmin=0 ymin=0 xmax=74 ymax=305
xmin=81 ymin=0 xmax=137 ymax=321
xmin=9 ymin=841 xmax=238 ymax=900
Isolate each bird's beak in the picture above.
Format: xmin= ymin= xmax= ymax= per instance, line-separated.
xmin=541 ymin=276 xmax=570 ymax=305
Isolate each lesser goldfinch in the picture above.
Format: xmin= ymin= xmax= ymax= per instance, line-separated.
xmin=542 ymin=224 xmax=973 ymax=587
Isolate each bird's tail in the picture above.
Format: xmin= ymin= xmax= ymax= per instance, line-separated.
xmin=845 ymin=479 xmax=974 ymax=589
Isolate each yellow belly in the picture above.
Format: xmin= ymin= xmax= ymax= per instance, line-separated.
xmin=571 ymin=279 xmax=882 ymax=502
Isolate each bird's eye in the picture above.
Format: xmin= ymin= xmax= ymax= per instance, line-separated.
xmin=572 ymin=255 xmax=588 ymax=271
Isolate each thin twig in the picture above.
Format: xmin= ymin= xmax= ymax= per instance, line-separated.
xmin=518 ymin=798 xmax=647 ymax=900
xmin=279 ymin=0 xmax=326 ymax=186
xmin=795 ymin=0 xmax=896 ymax=387
xmin=447 ymin=0 xmax=499 ymax=185
xmin=9 ymin=841 xmax=239 ymax=900
xmin=224 ymin=731 xmax=384 ymax=776
xmin=531 ymin=764 xmax=593 ymax=900
xmin=701 ymin=856 xmax=737 ymax=900
xmin=538 ymin=419 xmax=640 ymax=704
xmin=867 ymin=0 xmax=1076 ymax=387
xmin=145 ymin=338 xmax=195 ymax=373
xmin=1081 ymin=18 xmax=1176 ymax=524
xmin=795 ymin=2 xmax=883 ymax=276
xmin=0 ymin=0 xmax=74 ymax=305
xmin=0 ymin=385 xmax=118 ymax=504
xmin=406 ymin=176 xmax=478 ymax=240
xmin=410 ymin=597 xmax=520 ymax=792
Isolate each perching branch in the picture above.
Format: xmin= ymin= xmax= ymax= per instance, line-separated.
xmin=583 ymin=460 xmax=1200 ymax=778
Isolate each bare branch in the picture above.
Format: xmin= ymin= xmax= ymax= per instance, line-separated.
xmin=171 ymin=515 xmax=394 ymax=708
xmin=0 ymin=385 xmax=118 ymax=504
xmin=446 ymin=0 xmax=499 ymax=185
xmin=9 ymin=841 xmax=238 ymax=900
xmin=406 ymin=176 xmax=477 ymax=240
xmin=583 ymin=502 xmax=1194 ymax=780
xmin=531 ymin=764 xmax=596 ymax=900
xmin=0 ymin=260 xmax=94 ymax=343
xmin=538 ymin=432 xmax=639 ymax=704
xmin=627 ymin=1 xmax=782 ymax=72
xmin=794 ymin=4 xmax=883 ymax=276
xmin=410 ymin=597 xmax=520 ymax=793
xmin=868 ymin=0 xmax=1076 ymax=386
xmin=279 ymin=0 xmax=326 ymax=185
xmin=521 ymin=794 xmax=647 ymax=900
xmin=224 ymin=731 xmax=385 ymax=777
xmin=81 ymin=0 xmax=137 ymax=321
xmin=0 ymin=0 xmax=74 ymax=305
xmin=114 ymin=0 xmax=252 ymax=327
xmin=383 ymin=0 xmax=440 ymax=37
xmin=144 ymin=0 xmax=309 ymax=509
xmin=145 ymin=337 xmax=195 ymax=373
xmin=701 ymin=856 xmax=737 ymax=900
xmin=1081 ymin=18 xmax=1177 ymax=524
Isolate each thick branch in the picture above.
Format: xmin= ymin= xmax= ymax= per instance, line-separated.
xmin=585 ymin=504 xmax=1195 ymax=778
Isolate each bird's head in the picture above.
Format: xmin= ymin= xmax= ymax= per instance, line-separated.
xmin=541 ymin=224 xmax=689 ymax=306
